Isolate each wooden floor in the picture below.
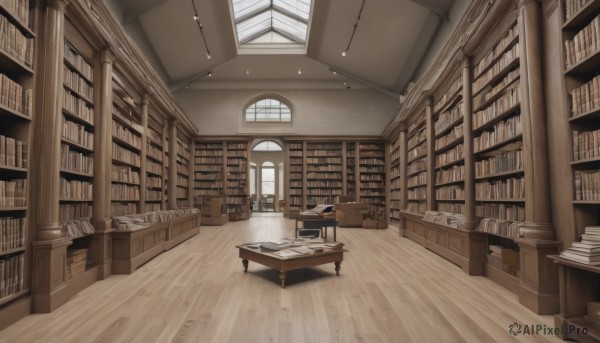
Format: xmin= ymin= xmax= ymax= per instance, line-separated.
xmin=2 ymin=215 xmax=561 ymax=342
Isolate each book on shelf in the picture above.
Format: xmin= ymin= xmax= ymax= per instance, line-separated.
xmin=0 ymin=73 xmax=32 ymax=117
xmin=61 ymin=218 xmax=94 ymax=238
xmin=0 ymin=179 xmax=26 ymax=207
xmin=564 ymin=13 xmax=600 ymax=68
xmin=564 ymin=0 xmax=594 ymax=22
xmin=0 ymin=135 xmax=27 ymax=169
xmin=0 ymin=14 xmax=33 ymax=67
xmin=574 ymin=169 xmax=600 ymax=201
xmin=423 ymin=211 xmax=466 ymax=228
xmin=0 ymin=254 xmax=24 ymax=299
xmin=0 ymin=216 xmax=25 ymax=252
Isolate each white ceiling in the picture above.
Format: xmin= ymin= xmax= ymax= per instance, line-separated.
xmin=108 ymin=0 xmax=460 ymax=96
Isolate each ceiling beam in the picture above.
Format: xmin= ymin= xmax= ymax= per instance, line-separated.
xmin=328 ymin=65 xmax=400 ymax=100
xmin=123 ymin=0 xmax=172 ymax=24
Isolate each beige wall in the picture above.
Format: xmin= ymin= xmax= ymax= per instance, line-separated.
xmin=173 ymin=88 xmax=397 ymax=136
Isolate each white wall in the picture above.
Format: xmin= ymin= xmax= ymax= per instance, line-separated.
xmin=173 ymin=88 xmax=397 ymax=136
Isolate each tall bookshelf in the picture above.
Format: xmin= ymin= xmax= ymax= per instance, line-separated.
xmin=225 ymin=141 xmax=249 ymax=219
xmin=194 ymin=142 xmax=224 ymax=197
xmin=145 ymin=114 xmax=163 ymax=212
xmin=471 ymin=21 xmax=524 ymax=279
xmin=286 ymin=141 xmax=304 ymax=209
xmin=389 ymin=136 xmax=401 ymax=225
xmin=358 ymin=143 xmax=386 ymax=212
xmin=176 ymin=136 xmax=190 ymax=208
xmin=111 ymin=84 xmax=142 ymax=217
xmin=305 ymin=142 xmax=343 ymax=206
xmin=552 ymin=0 xmax=600 ymax=339
xmin=405 ymin=112 xmax=427 ymax=215
xmin=0 ymin=0 xmax=33 ymax=318
xmin=345 ymin=142 xmax=356 ymax=196
xmin=433 ymin=76 xmax=465 ymax=216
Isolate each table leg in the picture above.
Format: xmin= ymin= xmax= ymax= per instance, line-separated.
xmin=335 ymin=261 xmax=342 ymax=276
xmin=333 ymin=223 xmax=336 ymax=242
xmin=279 ymin=272 xmax=286 ymax=288
xmin=242 ymin=259 xmax=248 ymax=272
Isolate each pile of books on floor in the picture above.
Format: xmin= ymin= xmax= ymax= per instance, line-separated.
xmin=560 ymin=226 xmax=600 ymax=265
xmin=423 ymin=211 xmax=466 ymax=229
xmin=65 ymin=248 xmax=87 ymax=280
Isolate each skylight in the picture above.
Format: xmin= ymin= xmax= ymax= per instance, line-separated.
xmin=230 ymin=0 xmax=313 ymax=52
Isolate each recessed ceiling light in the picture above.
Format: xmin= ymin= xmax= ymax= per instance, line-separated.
xmin=298 ymin=67 xmax=302 ymax=75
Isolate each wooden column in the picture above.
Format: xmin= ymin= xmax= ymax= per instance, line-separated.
xmin=188 ymin=136 xmax=194 ymax=207
xmin=462 ymin=56 xmax=476 ymax=230
xmin=168 ymin=119 xmax=178 ymax=209
xmin=139 ymin=94 xmax=149 ymax=211
xmin=398 ymin=124 xmax=408 ymax=236
xmin=425 ymin=96 xmax=435 ymax=211
xmin=514 ymin=0 xmax=560 ymax=315
xmin=31 ymin=0 xmax=71 ymax=313
xmin=89 ymin=48 xmax=115 ymax=280
xmin=161 ymin=119 xmax=168 ymax=210
xmin=518 ymin=0 xmax=554 ymax=240
xmin=342 ymin=142 xmax=348 ymax=194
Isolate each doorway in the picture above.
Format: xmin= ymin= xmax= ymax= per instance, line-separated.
xmin=249 ymin=139 xmax=285 ymax=212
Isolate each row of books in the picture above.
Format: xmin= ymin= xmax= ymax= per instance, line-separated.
xmin=307 ymin=197 xmax=335 ymax=205
xmin=437 ymin=202 xmax=466 ymax=215
xmin=63 ymin=65 xmax=93 ymax=100
xmin=176 ymin=187 xmax=187 ymax=199
xmin=407 ymin=201 xmax=426 ymax=214
xmin=147 ymin=175 xmax=162 ymax=188
xmin=435 ymin=102 xmax=463 ymax=134
xmin=306 ymin=172 xmax=342 ymax=179
xmin=196 ymin=165 xmax=223 ymax=172
xmin=61 ymin=218 xmax=94 ymax=238
xmin=307 ymin=189 xmax=343 ymax=196
xmin=390 ymin=146 xmax=401 ymax=162
xmin=195 ymin=189 xmax=223 ymax=196
xmin=564 ymin=14 xmax=600 ymax=68
xmin=227 ymin=143 xmax=247 ymax=150
xmin=112 ymin=143 xmax=140 ymax=167
xmin=436 ymin=185 xmax=464 ymax=200
xmin=146 ymin=161 xmax=162 ymax=175
xmin=390 ymin=178 xmax=401 ymax=189
xmin=61 ymin=144 xmax=93 ymax=176
xmin=474 ymin=23 xmax=519 ymax=78
xmin=474 ymin=115 xmax=522 ymax=153
xmin=289 ymin=181 xmax=302 ymax=188
xmin=564 ymin=0 xmax=593 ymax=21
xmin=227 ymin=150 xmax=247 ymax=157
xmin=225 ymin=188 xmax=244 ymax=196
xmin=435 ymin=124 xmax=463 ymax=151
xmin=408 ymin=157 xmax=426 ymax=175
xmin=434 ymin=78 xmax=462 ymax=113
xmin=304 ymin=157 xmax=342 ymax=164
xmin=0 ymin=179 xmax=25 ymax=207
xmin=176 ymin=175 xmax=188 ymax=187
xmin=195 ymin=143 xmax=223 ymax=150
xmin=360 ymin=181 xmax=385 ymax=189
xmin=574 ymin=169 xmax=600 ymax=201
xmin=359 ymin=158 xmax=385 ymax=165
xmin=147 ymin=127 xmax=162 ymax=145
xmin=0 ymin=73 xmax=31 ymax=117
xmin=112 ymin=120 xmax=141 ymax=149
xmin=64 ymin=40 xmax=93 ymax=82
xmin=288 ymin=143 xmax=303 ymax=150
xmin=289 ymin=150 xmax=303 ymax=157
xmin=474 ymin=69 xmax=520 ymax=110
xmin=408 ymin=171 xmax=427 ymax=187
xmin=59 ymin=203 xmax=91 ymax=221
xmin=62 ymin=117 xmax=93 ymax=149
xmin=306 ymin=165 xmax=342 ymax=172
xmin=111 ymin=184 xmax=140 ymax=201
xmin=194 ymin=172 xmax=222 ymax=180
xmin=473 ymin=81 xmax=521 ymax=130
xmin=177 ymin=144 xmax=191 ymax=160
xmin=0 ymin=254 xmax=24 ymax=300
xmin=63 ymin=90 xmax=94 ymax=124
xmin=60 ymin=178 xmax=92 ymax=200
xmin=145 ymin=203 xmax=161 ymax=212
xmin=360 ymin=174 xmax=384 ymax=181
xmin=0 ymin=135 xmax=26 ymax=169
xmin=110 ymin=203 xmax=137 ymax=217
xmin=360 ymin=150 xmax=385 ymax=158
xmin=436 ymin=164 xmax=464 ymax=185
xmin=146 ymin=143 xmax=162 ymax=162
xmin=573 ymin=129 xmax=600 ymax=161
xmin=289 ymin=197 xmax=302 ymax=206
xmin=359 ymin=166 xmax=385 ymax=173
xmin=408 ymin=187 xmax=427 ymax=200
xmin=0 ymin=14 xmax=33 ymax=67
xmin=1 ymin=0 xmax=29 ymax=25
xmin=408 ymin=143 xmax=427 ymax=161
xmin=389 ymin=168 xmax=400 ymax=179
xmin=306 ymin=143 xmax=342 ymax=150
xmin=435 ymin=143 xmax=464 ymax=167
xmin=176 ymin=200 xmax=189 ymax=208
xmin=147 ymin=190 xmax=162 ymax=201
xmin=476 ymin=203 xmax=525 ymax=222
xmin=476 ymin=218 xmax=522 ymax=238
xmin=560 ymin=226 xmax=600 ymax=265
xmin=112 ymin=166 xmax=139 ymax=184
xmin=226 ymin=157 xmax=246 ymax=166
xmin=473 ymin=43 xmax=520 ymax=95
xmin=475 ymin=148 xmax=522 ymax=178
xmin=0 ymin=216 xmax=24 ymax=252
xmin=424 ymin=210 xmax=466 ymax=228
xmin=194 ymin=181 xmax=223 ymax=188
xmin=306 ymin=150 xmax=341 ymax=157
xmin=306 ymin=181 xmax=343 ymax=188
xmin=475 ymin=177 xmax=524 ymax=200
xmin=408 ymin=114 xmax=426 ymax=134
xmin=570 ymin=75 xmax=600 ymax=117
xmin=408 ymin=127 xmax=426 ymax=150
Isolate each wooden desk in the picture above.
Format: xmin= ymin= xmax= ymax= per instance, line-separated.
xmin=236 ymin=245 xmax=345 ymax=288
xmin=295 ymin=213 xmax=338 ymax=241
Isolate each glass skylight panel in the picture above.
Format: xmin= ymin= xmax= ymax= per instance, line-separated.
xmin=273 ymin=0 xmax=311 ymax=21
xmin=232 ymin=0 xmax=270 ymax=20
xmin=272 ymin=11 xmax=307 ymax=42
xmin=237 ymin=10 xmax=271 ymax=42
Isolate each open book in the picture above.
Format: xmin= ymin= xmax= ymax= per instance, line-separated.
xmin=301 ymin=204 xmax=334 ymax=215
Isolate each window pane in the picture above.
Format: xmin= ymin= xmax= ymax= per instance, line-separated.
xmin=232 ymin=0 xmax=270 ymax=19
xmin=262 ymin=181 xmax=275 ymax=195
xmin=272 ymin=11 xmax=307 ymax=42
xmin=237 ymin=10 xmax=271 ymax=42
xmin=250 ymin=165 xmax=256 ymax=195
xmin=245 ymin=98 xmax=292 ymax=123
xmin=273 ymin=0 xmax=311 ymax=20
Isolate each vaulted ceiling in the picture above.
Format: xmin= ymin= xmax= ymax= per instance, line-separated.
xmin=107 ymin=0 xmax=462 ymax=97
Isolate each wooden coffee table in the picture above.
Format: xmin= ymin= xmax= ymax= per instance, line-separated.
xmin=236 ymin=245 xmax=345 ymax=288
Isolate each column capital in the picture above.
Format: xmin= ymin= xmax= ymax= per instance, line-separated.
xmin=44 ymin=0 xmax=70 ymax=11
xmin=142 ymin=94 xmax=151 ymax=106
xmin=425 ymin=94 xmax=434 ymax=107
xmin=169 ymin=117 xmax=178 ymax=127
xmin=398 ymin=123 xmax=408 ymax=132
xmin=461 ymin=55 xmax=471 ymax=68
xmin=100 ymin=48 xmax=115 ymax=64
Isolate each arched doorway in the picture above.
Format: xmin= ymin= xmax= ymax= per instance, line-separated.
xmin=250 ymin=139 xmax=284 ymax=212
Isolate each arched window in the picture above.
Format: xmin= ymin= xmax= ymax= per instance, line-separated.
xmin=261 ymin=161 xmax=275 ymax=195
xmin=253 ymin=140 xmax=283 ymax=151
xmin=245 ymin=97 xmax=291 ymax=123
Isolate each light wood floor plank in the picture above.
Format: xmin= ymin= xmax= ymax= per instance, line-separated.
xmin=0 ymin=214 xmax=562 ymax=342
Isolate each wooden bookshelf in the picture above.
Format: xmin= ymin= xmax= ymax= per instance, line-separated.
xmin=194 ymin=142 xmax=224 ymax=197
xmin=389 ymin=136 xmax=401 ymax=225
xmin=176 ymin=135 xmax=191 ymax=208
xmin=286 ymin=141 xmax=304 ymax=210
xmin=345 ymin=142 xmax=357 ymax=197
xmin=358 ymin=143 xmax=386 ymax=212
xmin=225 ymin=141 xmax=249 ymax=220
xmin=305 ymin=142 xmax=343 ymax=207
xmin=0 ymin=0 xmax=33 ymax=328
xmin=405 ymin=110 xmax=427 ymax=215
xmin=144 ymin=114 xmax=163 ymax=213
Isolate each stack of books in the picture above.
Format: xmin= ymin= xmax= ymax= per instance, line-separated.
xmin=560 ymin=226 xmax=600 ymax=265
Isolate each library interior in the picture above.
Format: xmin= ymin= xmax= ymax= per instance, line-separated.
xmin=0 ymin=0 xmax=599 ymax=341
